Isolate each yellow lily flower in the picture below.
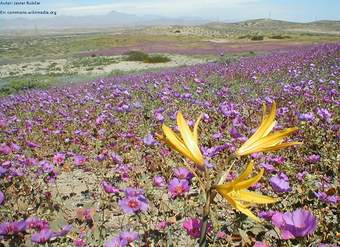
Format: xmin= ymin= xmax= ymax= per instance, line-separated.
xmin=236 ymin=102 xmax=302 ymax=156
xmin=157 ymin=112 xmax=205 ymax=167
xmin=213 ymin=161 xmax=278 ymax=222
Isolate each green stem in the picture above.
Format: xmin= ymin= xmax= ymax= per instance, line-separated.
xmin=198 ymin=155 xmax=236 ymax=246
xmin=199 ymin=189 xmax=211 ymax=247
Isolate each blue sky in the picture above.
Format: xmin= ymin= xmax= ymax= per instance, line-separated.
xmin=1 ymin=0 xmax=339 ymax=22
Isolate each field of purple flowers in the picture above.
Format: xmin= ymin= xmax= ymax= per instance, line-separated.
xmin=0 ymin=43 xmax=339 ymax=247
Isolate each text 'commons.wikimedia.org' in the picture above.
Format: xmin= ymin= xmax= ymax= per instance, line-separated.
xmin=0 ymin=1 xmax=57 ymax=16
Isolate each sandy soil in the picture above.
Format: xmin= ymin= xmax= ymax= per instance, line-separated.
xmin=0 ymin=54 xmax=210 ymax=78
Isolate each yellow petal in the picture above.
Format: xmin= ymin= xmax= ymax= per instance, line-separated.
xmin=256 ymin=141 xmax=303 ymax=153
xmin=162 ymin=124 xmax=196 ymax=162
xmin=177 ymin=112 xmax=205 ymax=166
xmin=240 ymin=102 xmax=277 ymax=149
xmin=193 ymin=113 xmax=203 ymax=144
xmin=233 ymin=161 xmax=254 ymax=183
xmin=233 ymin=169 xmax=264 ymax=190
xmin=214 ymin=161 xmax=255 ymax=192
xmin=215 ymin=183 xmax=234 ymax=195
xmin=231 ymin=190 xmax=278 ymax=204
xmin=239 ymin=127 xmax=298 ymax=155
xmin=234 ymin=201 xmax=261 ymax=222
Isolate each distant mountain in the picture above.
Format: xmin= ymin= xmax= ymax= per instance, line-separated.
xmin=203 ymin=18 xmax=340 ymax=33
xmin=1 ymin=14 xmax=339 ymax=34
xmin=0 ymin=11 xmax=210 ymax=31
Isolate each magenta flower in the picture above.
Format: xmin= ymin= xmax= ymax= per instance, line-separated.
xmin=110 ymin=152 xmax=123 ymax=164
xmin=156 ymin=221 xmax=169 ymax=230
xmin=119 ymin=231 xmax=139 ymax=243
xmin=31 ymin=229 xmax=54 ymax=244
xmin=271 ymin=209 xmax=317 ymax=239
xmin=0 ymin=191 xmax=4 ymax=205
xmin=0 ymin=143 xmax=11 ymax=155
xmin=124 ymin=187 xmax=144 ymax=197
xmin=119 ymin=196 xmax=148 ymax=214
xmin=316 ymin=108 xmax=332 ymax=122
xmin=26 ymin=141 xmax=41 ymax=149
xmin=168 ymin=178 xmax=190 ymax=198
xmin=0 ymin=220 xmax=26 ymax=236
xmin=183 ymin=218 xmax=212 ymax=239
xmin=101 ymin=181 xmax=120 ymax=194
xmin=104 ymin=237 xmax=122 ymax=247
xmin=253 ymin=241 xmax=269 ymax=247
xmin=260 ymin=163 xmax=277 ymax=173
xmin=155 ymin=112 xmax=164 ymax=122
xmin=229 ymin=126 xmax=242 ymax=138
xmin=104 ymin=231 xmax=139 ymax=247
xmin=53 ymin=224 xmax=72 ymax=238
xmin=74 ymin=155 xmax=86 ymax=166
xmin=119 ymin=188 xmax=148 ymax=214
xmin=299 ymin=112 xmax=315 ymax=122
xmin=216 ymin=231 xmax=226 ymax=239
xmin=270 ymin=173 xmax=291 ymax=193
xmin=25 ymin=217 xmax=49 ymax=231
xmin=314 ymin=192 xmax=340 ymax=204
xmin=53 ymin=153 xmax=65 ymax=165
xmin=297 ymin=171 xmax=308 ymax=181
xmin=306 ymin=154 xmax=320 ymax=163
xmin=143 ymin=133 xmax=157 ymax=146
xmin=74 ymin=238 xmax=86 ymax=247
xmin=153 ymin=175 xmax=166 ymax=188
xmin=174 ymin=167 xmax=193 ymax=180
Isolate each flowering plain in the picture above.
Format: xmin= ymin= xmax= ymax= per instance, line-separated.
xmin=0 ymin=43 xmax=339 ymax=246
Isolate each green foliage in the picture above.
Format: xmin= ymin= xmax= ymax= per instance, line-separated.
xmin=124 ymin=51 xmax=171 ymax=63
xmin=144 ymin=54 xmax=171 ymax=63
xmin=0 ymin=77 xmax=49 ymax=95
xmin=124 ymin=51 xmax=149 ymax=61
xmin=270 ymin=34 xmax=291 ymax=39
xmin=250 ymin=35 xmax=264 ymax=41
xmin=69 ymin=56 xmax=117 ymax=68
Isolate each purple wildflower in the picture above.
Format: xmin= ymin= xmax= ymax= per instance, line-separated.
xmin=259 ymin=210 xmax=277 ymax=220
xmin=260 ymin=163 xmax=277 ymax=173
xmin=316 ymin=108 xmax=332 ymax=122
xmin=299 ymin=112 xmax=315 ymax=122
xmin=0 ymin=191 xmax=4 ymax=205
xmin=104 ymin=231 xmax=139 ymax=247
xmin=31 ymin=229 xmax=54 ymax=244
xmin=229 ymin=126 xmax=242 ymax=138
xmin=25 ymin=217 xmax=49 ymax=231
xmin=0 ymin=143 xmax=11 ymax=155
xmin=183 ymin=218 xmax=212 ymax=239
xmin=118 ymin=191 xmax=148 ymax=214
xmin=143 ymin=133 xmax=157 ymax=146
xmin=110 ymin=152 xmax=123 ymax=164
xmin=74 ymin=155 xmax=86 ymax=166
xmin=314 ymin=192 xmax=340 ymax=204
xmin=174 ymin=167 xmax=193 ymax=180
xmin=101 ymin=181 xmax=119 ymax=194
xmin=26 ymin=141 xmax=41 ymax=149
xmin=156 ymin=221 xmax=169 ymax=230
xmin=306 ymin=154 xmax=320 ymax=163
xmin=168 ymin=178 xmax=190 ymax=198
xmin=119 ymin=231 xmax=139 ymax=243
xmin=253 ymin=241 xmax=269 ymax=247
xmin=153 ymin=175 xmax=166 ymax=188
xmin=104 ymin=237 xmax=123 ymax=247
xmin=271 ymin=209 xmax=317 ymax=239
xmin=53 ymin=153 xmax=65 ymax=165
xmin=74 ymin=238 xmax=86 ymax=247
xmin=0 ymin=220 xmax=26 ymax=235
xmin=270 ymin=173 xmax=291 ymax=193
